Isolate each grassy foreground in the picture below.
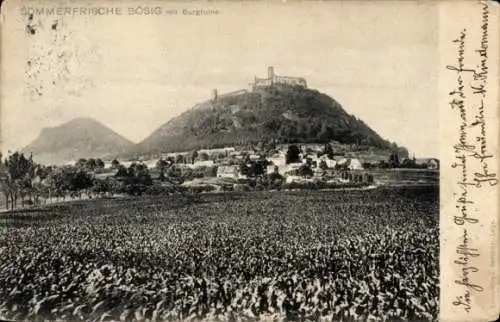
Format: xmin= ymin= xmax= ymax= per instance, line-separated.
xmin=0 ymin=186 xmax=439 ymax=321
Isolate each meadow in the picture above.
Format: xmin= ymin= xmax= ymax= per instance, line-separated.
xmin=0 ymin=186 xmax=439 ymax=321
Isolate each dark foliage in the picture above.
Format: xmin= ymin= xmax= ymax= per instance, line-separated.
xmin=285 ymin=145 xmax=301 ymax=164
xmin=0 ymin=187 xmax=439 ymax=321
xmin=136 ymin=85 xmax=399 ymax=155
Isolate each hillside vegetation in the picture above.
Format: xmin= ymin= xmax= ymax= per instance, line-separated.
xmin=137 ymin=85 xmax=397 ymax=154
xmin=0 ymin=187 xmax=438 ymax=321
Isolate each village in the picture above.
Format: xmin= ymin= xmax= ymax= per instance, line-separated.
xmin=93 ymin=141 xmax=440 ymax=193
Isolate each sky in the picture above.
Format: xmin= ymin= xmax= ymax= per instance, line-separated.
xmin=1 ymin=0 xmax=439 ymax=157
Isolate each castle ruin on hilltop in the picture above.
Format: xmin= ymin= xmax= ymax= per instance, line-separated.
xmin=253 ymin=66 xmax=307 ymax=89
xmin=211 ymin=67 xmax=307 ymax=101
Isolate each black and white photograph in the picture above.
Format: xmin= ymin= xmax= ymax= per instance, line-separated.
xmin=0 ymin=1 xmax=497 ymax=321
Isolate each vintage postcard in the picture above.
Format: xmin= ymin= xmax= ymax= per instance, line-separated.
xmin=0 ymin=0 xmax=498 ymax=321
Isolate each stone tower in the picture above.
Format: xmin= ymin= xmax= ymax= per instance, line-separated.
xmin=267 ymin=66 xmax=275 ymax=81
xmin=211 ymin=88 xmax=218 ymax=101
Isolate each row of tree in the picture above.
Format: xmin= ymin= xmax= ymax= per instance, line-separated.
xmin=0 ymin=153 xmax=159 ymax=210
xmin=0 ymin=152 xmax=37 ymax=210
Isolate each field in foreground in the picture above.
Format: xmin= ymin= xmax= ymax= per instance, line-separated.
xmin=0 ymin=186 xmax=439 ymax=321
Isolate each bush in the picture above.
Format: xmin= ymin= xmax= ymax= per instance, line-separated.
xmin=121 ymin=184 xmax=148 ymax=196
xmin=188 ymin=185 xmax=216 ymax=194
xmin=145 ymin=185 xmax=169 ymax=196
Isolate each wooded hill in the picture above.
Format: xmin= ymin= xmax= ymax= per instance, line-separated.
xmin=135 ymin=84 xmax=402 ymax=155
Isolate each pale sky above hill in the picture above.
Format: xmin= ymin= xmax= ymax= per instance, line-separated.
xmin=1 ymin=0 xmax=439 ymax=157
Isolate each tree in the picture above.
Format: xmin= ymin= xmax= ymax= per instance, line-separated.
xmin=175 ymin=154 xmax=185 ymax=164
xmin=3 ymin=152 xmax=37 ymax=209
xmin=86 ymin=158 xmax=97 ymax=171
xmin=33 ymin=165 xmax=54 ymax=204
xmin=49 ymin=168 xmax=66 ymax=201
xmin=285 ymin=145 xmax=301 ymax=164
xmin=115 ymin=165 xmax=128 ymax=177
xmin=298 ymin=164 xmax=313 ymax=178
xmin=239 ymin=162 xmax=249 ymax=177
xmin=91 ymin=178 xmax=111 ymax=197
xmin=268 ymin=168 xmax=284 ymax=189
xmin=158 ymin=170 xmax=166 ymax=182
xmin=4 ymin=152 xmax=35 ymax=181
xmin=268 ymin=166 xmax=281 ymax=179
xmin=129 ymin=163 xmax=153 ymax=186
xmin=111 ymin=159 xmax=120 ymax=169
xmin=167 ymin=166 xmax=183 ymax=180
xmin=156 ymin=159 xmax=169 ymax=172
xmin=319 ymin=159 xmax=328 ymax=170
xmin=108 ymin=178 xmax=122 ymax=196
xmin=75 ymin=158 xmax=87 ymax=169
xmin=156 ymin=159 xmax=170 ymax=182
xmin=68 ymin=168 xmax=93 ymax=198
xmin=389 ymin=152 xmax=400 ymax=168
xmin=323 ymin=143 xmax=334 ymax=159
xmin=114 ymin=163 xmax=153 ymax=195
xmin=249 ymin=162 xmax=265 ymax=178
xmin=191 ymin=150 xmax=199 ymax=164
xmin=401 ymin=157 xmax=417 ymax=168
xmin=95 ymin=159 xmax=105 ymax=169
